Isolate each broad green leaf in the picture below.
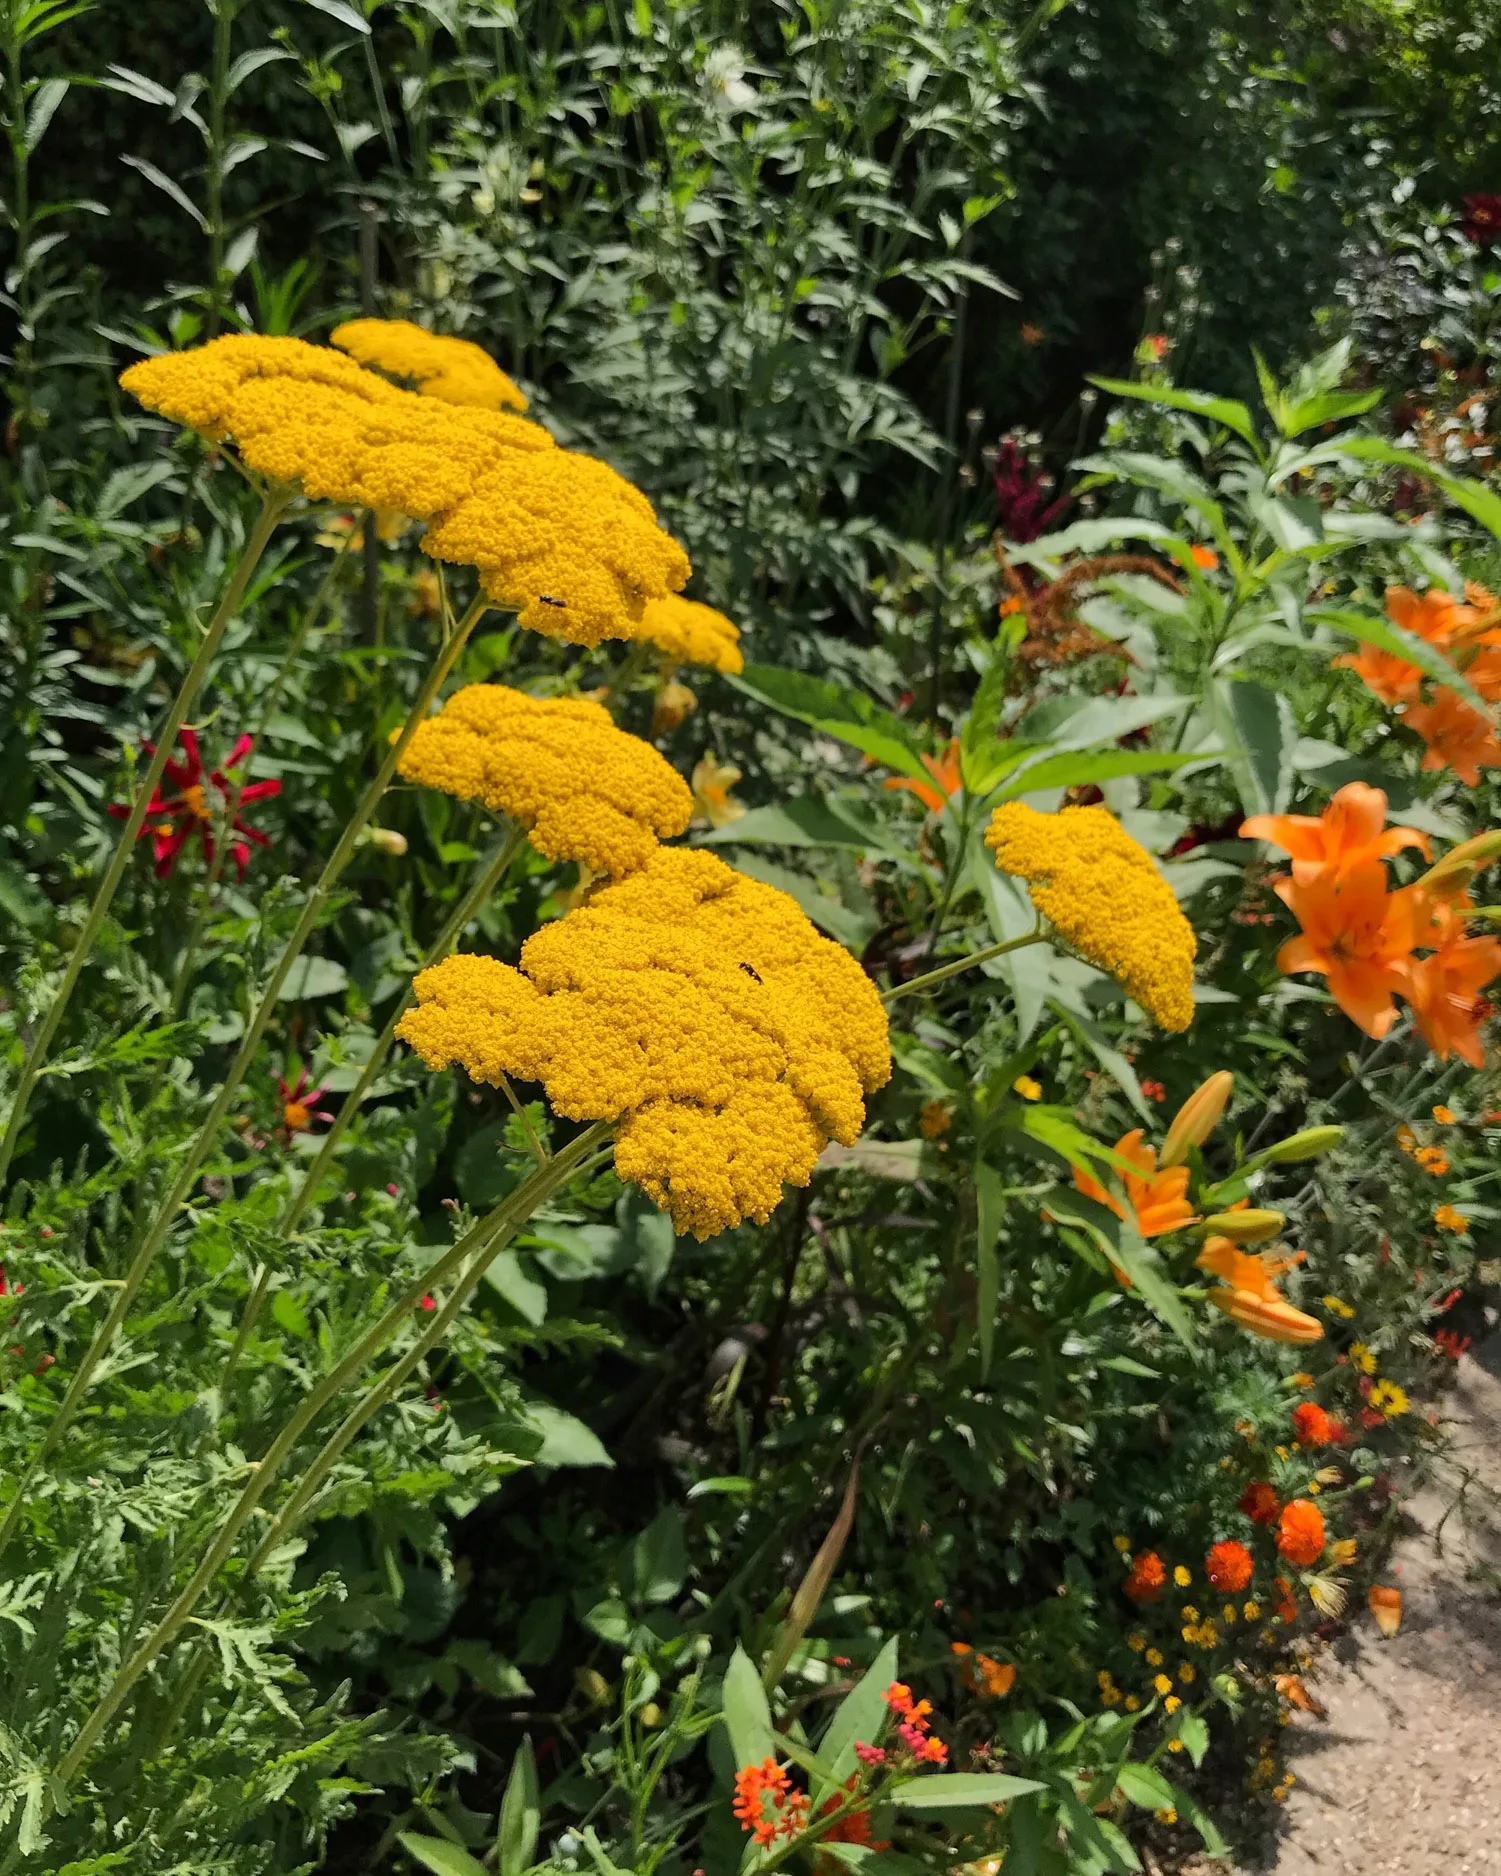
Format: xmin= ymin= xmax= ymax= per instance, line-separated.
xmin=722 ymin=1643 xmax=778 ymax=1770
xmin=995 ymin=746 xmax=1205 ymax=802
xmin=482 ymin=1251 xmax=547 ymax=1328
xmin=1074 ymin=452 xmax=1231 ymax=545
xmin=1279 ymin=386 xmax=1383 ymax=435
xmin=728 ymin=665 xmax=930 ymax=783
xmin=1087 ymin=375 xmax=1260 ymax=450
xmin=1340 ymin=437 xmax=1501 ymax=542
xmin=1208 ymin=678 xmax=1296 ymax=818
xmin=527 ymin=1403 xmax=612 ymax=1469
xmin=817 ymin=1636 xmax=900 ymax=1797
xmin=1011 ymin=516 xmax=1177 ymax=563
xmin=1314 ymin=605 xmax=1492 ymax=718
xmin=1113 ymin=1762 xmax=1176 ymax=1810
xmin=496 ymin=1737 xmax=540 ymax=1876
xmin=1162 ymin=1776 xmax=1230 ymax=1856
xmin=1172 ymin=1708 xmax=1210 ymax=1766
xmin=276 ymin=955 xmax=350 ymax=1001
xmin=889 ymin=1772 xmax=1046 ymax=1809
xmin=629 ymin=1508 xmax=688 ymax=1606
xmin=976 ymin=1163 xmax=1003 ymax=1378
xmin=395 ymin=1836 xmax=489 ymax=1876
xmin=1016 ymin=691 xmax=1190 ymax=752
xmin=699 ymin=797 xmax=900 ymax=856
xmin=817 ymin=1137 xmax=927 ymax=1180
xmin=1043 ymin=1189 xmax=1195 ymax=1347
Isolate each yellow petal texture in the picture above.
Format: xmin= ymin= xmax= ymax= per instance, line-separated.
xmin=985 ymin=802 xmax=1197 ymax=1031
xmin=396 ymin=683 xmax=692 ymax=876
xmin=120 ymin=335 xmax=691 ymax=646
xmin=631 ymin=593 xmax=744 ymax=673
xmin=397 ymin=849 xmax=891 ymax=1238
xmin=331 ymin=317 xmax=528 ymax=411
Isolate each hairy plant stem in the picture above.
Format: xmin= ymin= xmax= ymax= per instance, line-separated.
xmin=0 ymin=592 xmax=489 ymax=1563
xmin=0 ymin=486 xmax=292 ymax=1191
xmin=220 ymin=821 xmax=526 ymax=1383
xmin=882 ymin=927 xmax=1045 ymax=1004
xmin=49 ymin=1121 xmax=610 ymax=1795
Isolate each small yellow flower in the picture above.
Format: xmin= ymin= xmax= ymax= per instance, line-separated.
xmin=1321 ymin=1294 xmax=1355 ymax=1320
xmin=1173 ymin=1565 xmax=1192 ymax=1588
xmin=1164 ymin=1694 xmax=1182 ymax=1713
xmin=1433 ymin=1104 xmax=1457 ymax=1124
xmin=1145 ymin=1648 xmax=1164 ymax=1667
xmin=1179 ymin=1662 xmax=1196 ymax=1684
xmin=1127 ymin=1631 xmax=1147 ymax=1651
xmin=919 ymin=1099 xmax=953 ymax=1140
xmin=1156 ymin=1807 xmax=1178 ymax=1825
xmin=1097 ymin=1669 xmax=1115 ymax=1689
xmin=1181 ymin=1605 xmax=1199 ymax=1622
xmin=1167 ymin=1738 xmax=1185 ymax=1752
xmin=1101 ymin=1686 xmax=1122 ymax=1707
xmin=1013 ymin=1073 xmax=1043 ymax=1100
xmin=1124 ymin=1694 xmax=1141 ymax=1711
xmin=1223 ymin=1603 xmax=1237 ymax=1623
xmin=1330 ymin=1538 xmax=1358 ymax=1567
xmin=1371 ymin=1379 xmax=1409 ymax=1418
xmin=1243 ymin=1600 xmax=1260 ymax=1621
xmin=1349 ymin=1341 xmax=1377 ymax=1374
xmin=1275 ymin=1445 xmax=1290 ymax=1461
xmin=1181 ymin=1625 xmax=1199 ymax=1645
xmin=1153 ymin=1674 xmax=1173 ymax=1696
xmin=1307 ymin=1481 xmax=1321 ymax=1495
xmin=1113 ymin=1535 xmax=1133 ymax=1554
xmin=1434 ymin=1203 xmax=1470 ymax=1235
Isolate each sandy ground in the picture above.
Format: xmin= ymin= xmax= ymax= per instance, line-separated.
xmin=1197 ymin=1335 xmax=1501 ymax=1875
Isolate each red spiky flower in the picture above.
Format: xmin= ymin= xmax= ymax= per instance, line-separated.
xmin=111 ymin=727 xmax=280 ymax=878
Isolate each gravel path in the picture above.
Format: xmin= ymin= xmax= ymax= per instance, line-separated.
xmin=1212 ymin=1335 xmax=1501 ymax=1875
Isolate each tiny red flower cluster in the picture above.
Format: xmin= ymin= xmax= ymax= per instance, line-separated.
xmin=883 ymin=1681 xmax=948 ymax=1763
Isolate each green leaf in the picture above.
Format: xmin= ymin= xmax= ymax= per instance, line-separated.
xmin=527 ymin=1403 xmax=612 ymax=1469
xmin=1341 ymin=437 xmax=1501 ymax=541
xmin=120 ymin=155 xmax=207 ymax=230
xmin=301 ymin=0 xmax=371 ymax=28
xmin=817 ymin=1138 xmax=927 ymax=1180
xmin=699 ymin=797 xmax=897 ymax=855
xmin=629 ymin=1508 xmax=688 ymax=1606
xmin=395 ymin=1836 xmax=490 ymax=1876
xmin=1016 ymin=691 xmax=1190 ymax=752
xmin=1113 ymin=1762 xmax=1176 ymax=1810
xmin=728 ymin=664 xmax=930 ymax=783
xmin=496 ymin=1737 xmax=540 ymax=1876
xmin=995 ymin=746 xmax=1205 ymax=802
xmin=482 ymin=1250 xmax=547 ymax=1328
xmin=1087 ymin=376 xmax=1260 ymax=451
xmin=25 ymin=75 xmax=67 ymax=152
xmin=1173 ymin=1708 xmax=1210 ymax=1767
xmin=1208 ymin=678 xmax=1296 ymax=818
xmin=722 ymin=1643 xmax=778 ymax=1770
xmin=1074 ymin=452 xmax=1231 ymax=543
xmin=889 ymin=1772 xmax=1046 ymax=1809
xmin=1042 ymin=1188 xmax=1195 ymax=1347
xmin=276 ymin=955 xmax=350 ymax=1001
xmin=1162 ymin=1776 xmax=1230 ymax=1856
xmin=976 ymin=1163 xmax=1003 ymax=1379
xmin=817 ymin=1636 xmax=899 ymax=1798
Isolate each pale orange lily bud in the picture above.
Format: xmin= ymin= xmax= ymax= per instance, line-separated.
xmin=1198 ymin=1208 xmax=1285 ymax=1244
xmin=1368 ymin=1585 xmax=1402 ymax=1637
xmin=1160 ymin=1070 xmax=1233 ymax=1168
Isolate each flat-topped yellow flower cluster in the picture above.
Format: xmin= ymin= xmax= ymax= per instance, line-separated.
xmin=397 ymin=684 xmax=693 ymax=877
xmin=397 ymin=849 xmax=891 ymax=1238
xmin=331 ymin=317 xmax=529 ymax=412
xmin=986 ymin=801 xmax=1197 ymax=1032
xmin=120 ymin=333 xmax=688 ymax=645
xmin=631 ymin=593 xmax=743 ymax=674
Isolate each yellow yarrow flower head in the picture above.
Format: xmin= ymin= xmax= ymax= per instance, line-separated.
xmin=331 ymin=316 xmax=528 ymax=411
xmin=120 ymin=336 xmax=690 ymax=646
xmin=984 ymin=802 xmax=1197 ymax=1031
xmin=397 ymin=848 xmax=892 ymax=1239
xmin=396 ymin=684 xmax=692 ymax=877
xmin=631 ymin=592 xmax=744 ymax=674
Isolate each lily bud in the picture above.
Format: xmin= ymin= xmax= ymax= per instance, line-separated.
xmin=364 ymin=825 xmax=408 ymax=857
xmin=1420 ymin=828 xmax=1501 ymax=897
xmin=574 ymin=1667 xmax=612 ymax=1707
xmin=1257 ymin=1126 xmax=1343 ymax=1164
xmin=1199 ymin=1208 xmax=1285 ymax=1244
xmin=1160 ymin=1070 xmax=1233 ymax=1168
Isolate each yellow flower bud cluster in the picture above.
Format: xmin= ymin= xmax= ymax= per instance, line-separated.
xmin=331 ymin=317 xmax=528 ymax=412
xmin=119 ymin=335 xmax=690 ymax=646
xmin=631 ymin=593 xmax=744 ymax=674
xmin=396 ymin=684 xmax=692 ymax=877
xmin=397 ymin=849 xmax=891 ymax=1239
xmin=985 ymin=802 xmax=1197 ymax=1032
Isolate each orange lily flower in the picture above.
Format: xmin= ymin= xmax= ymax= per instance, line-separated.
xmin=1241 ymin=780 xmax=1428 ymax=886
xmin=1196 ymin=1236 xmax=1323 ymax=1345
xmin=1404 ymin=687 xmax=1501 ymax=786
xmin=1272 ymin=860 xmax=1423 ymax=1038
xmin=1072 ymin=1129 xmax=1197 ymax=1236
xmin=884 ymin=737 xmax=962 ymax=814
xmin=1406 ymin=900 xmax=1501 ymax=1068
xmin=1335 ymin=585 xmax=1488 ymax=705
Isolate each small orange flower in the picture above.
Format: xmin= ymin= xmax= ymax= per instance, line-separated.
xmin=733 ymin=1759 xmax=807 ymax=1848
xmin=819 ymin=1777 xmax=891 ymax=1851
xmin=1368 ymin=1585 xmax=1403 ymax=1637
xmin=884 ymin=738 xmax=962 ymax=814
xmin=1291 ymin=1401 xmax=1340 ymax=1447
xmin=1434 ymin=1203 xmax=1470 ymax=1234
xmin=1405 ymin=687 xmax=1501 ymax=786
xmin=1274 ymin=1574 xmax=1298 ymax=1623
xmin=1239 ymin=1481 xmax=1280 ymax=1527
xmin=1072 ymin=1129 xmax=1197 ymax=1237
xmin=1205 ymin=1540 xmax=1254 ymax=1593
xmin=950 ymin=1643 xmax=1016 ymax=1698
xmin=1125 ymin=1550 xmax=1167 ymax=1603
xmin=1190 ymin=544 xmax=1219 ymax=570
xmin=1241 ymin=781 xmax=1428 ymax=887
xmin=1276 ymin=1499 xmax=1326 ymax=1567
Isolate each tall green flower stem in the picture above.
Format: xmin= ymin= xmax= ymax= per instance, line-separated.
xmin=881 ymin=927 xmax=1045 ymax=1004
xmin=220 ymin=821 xmax=528 ymax=1382
xmin=0 ymin=485 xmax=293 ymax=1190
xmin=0 ymin=590 xmax=491 ymax=1564
xmin=48 ymin=1119 xmax=611 ymax=1795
